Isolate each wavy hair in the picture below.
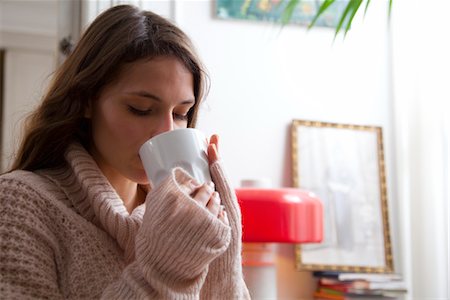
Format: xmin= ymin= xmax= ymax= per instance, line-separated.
xmin=10 ymin=5 xmax=208 ymax=171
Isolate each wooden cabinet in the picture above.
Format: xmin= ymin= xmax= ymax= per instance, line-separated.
xmin=0 ymin=1 xmax=57 ymax=170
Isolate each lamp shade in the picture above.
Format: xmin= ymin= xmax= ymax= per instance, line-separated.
xmin=236 ymin=188 xmax=323 ymax=243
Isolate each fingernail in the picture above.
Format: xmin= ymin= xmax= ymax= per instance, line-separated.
xmin=212 ymin=144 xmax=220 ymax=159
xmin=208 ymin=181 xmax=215 ymax=188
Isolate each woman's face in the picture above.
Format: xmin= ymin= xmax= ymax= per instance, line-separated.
xmin=87 ymin=56 xmax=195 ymax=185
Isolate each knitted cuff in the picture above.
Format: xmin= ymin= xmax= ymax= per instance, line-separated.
xmin=209 ymin=161 xmax=242 ymax=240
xmin=200 ymin=161 xmax=249 ymax=299
xmin=134 ymin=167 xmax=231 ymax=298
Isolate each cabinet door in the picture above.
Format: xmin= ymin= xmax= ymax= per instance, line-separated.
xmin=1 ymin=50 xmax=55 ymax=171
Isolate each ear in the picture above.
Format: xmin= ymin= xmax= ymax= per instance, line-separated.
xmin=84 ymin=99 xmax=92 ymax=118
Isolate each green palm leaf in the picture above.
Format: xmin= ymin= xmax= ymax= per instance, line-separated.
xmin=281 ymin=0 xmax=393 ymax=39
xmin=364 ymin=0 xmax=371 ymax=16
xmin=342 ymin=0 xmax=363 ymax=37
xmin=308 ymin=0 xmax=335 ymax=29
xmin=281 ymin=0 xmax=300 ymax=25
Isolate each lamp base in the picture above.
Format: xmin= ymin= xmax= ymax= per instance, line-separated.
xmin=242 ymin=243 xmax=277 ymax=299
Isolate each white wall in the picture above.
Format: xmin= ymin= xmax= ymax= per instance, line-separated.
xmin=172 ymin=1 xmax=396 ymax=299
xmin=177 ymin=1 xmax=392 ymax=188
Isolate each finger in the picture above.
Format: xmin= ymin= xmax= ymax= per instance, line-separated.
xmin=179 ymin=178 xmax=201 ymax=195
xmin=191 ymin=181 xmax=215 ymax=207
xmin=207 ymin=134 xmax=220 ymax=164
xmin=209 ymin=134 xmax=219 ymax=151
xmin=218 ymin=209 xmax=229 ymax=226
xmin=207 ymin=143 xmax=219 ymax=165
xmin=206 ymin=192 xmax=221 ymax=217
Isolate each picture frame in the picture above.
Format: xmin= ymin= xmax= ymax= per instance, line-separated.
xmin=292 ymin=120 xmax=393 ymax=273
xmin=215 ymin=0 xmax=349 ymax=28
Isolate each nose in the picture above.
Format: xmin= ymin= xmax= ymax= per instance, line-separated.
xmin=153 ymin=112 xmax=174 ymax=136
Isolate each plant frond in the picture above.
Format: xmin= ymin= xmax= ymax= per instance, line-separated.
xmin=281 ymin=0 xmax=301 ymax=25
xmin=334 ymin=0 xmax=353 ymax=37
xmin=308 ymin=0 xmax=335 ymax=29
xmin=364 ymin=0 xmax=371 ymax=16
xmin=343 ymin=0 xmax=363 ymax=36
xmin=279 ymin=0 xmax=392 ymax=39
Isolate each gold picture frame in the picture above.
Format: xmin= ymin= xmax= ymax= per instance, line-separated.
xmin=292 ymin=120 xmax=393 ymax=273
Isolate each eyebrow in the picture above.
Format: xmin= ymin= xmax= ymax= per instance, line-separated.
xmin=127 ymin=91 xmax=195 ymax=105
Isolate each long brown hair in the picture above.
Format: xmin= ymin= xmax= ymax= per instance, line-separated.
xmin=10 ymin=5 xmax=208 ymax=171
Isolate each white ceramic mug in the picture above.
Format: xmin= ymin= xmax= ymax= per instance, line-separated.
xmin=139 ymin=128 xmax=212 ymax=188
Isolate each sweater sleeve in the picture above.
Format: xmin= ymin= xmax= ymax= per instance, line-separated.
xmin=0 ymin=179 xmax=64 ymax=299
xmin=200 ymin=161 xmax=251 ymax=299
xmin=102 ymin=167 xmax=232 ymax=299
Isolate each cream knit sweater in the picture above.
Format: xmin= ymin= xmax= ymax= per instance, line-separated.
xmin=0 ymin=144 xmax=250 ymax=299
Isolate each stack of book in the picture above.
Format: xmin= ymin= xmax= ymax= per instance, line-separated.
xmin=313 ymin=271 xmax=407 ymax=300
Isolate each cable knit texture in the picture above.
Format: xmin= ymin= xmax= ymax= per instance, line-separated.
xmin=0 ymin=143 xmax=250 ymax=299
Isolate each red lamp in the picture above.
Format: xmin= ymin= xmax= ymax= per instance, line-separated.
xmin=235 ymin=186 xmax=323 ymax=299
xmin=236 ymin=187 xmax=323 ymax=243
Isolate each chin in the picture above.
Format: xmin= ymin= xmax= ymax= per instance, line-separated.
xmin=133 ymin=170 xmax=150 ymax=185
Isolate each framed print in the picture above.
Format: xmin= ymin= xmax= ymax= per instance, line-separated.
xmin=292 ymin=120 xmax=393 ymax=273
xmin=215 ymin=0 xmax=349 ymax=28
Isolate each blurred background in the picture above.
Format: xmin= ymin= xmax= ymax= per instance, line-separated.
xmin=0 ymin=0 xmax=448 ymax=299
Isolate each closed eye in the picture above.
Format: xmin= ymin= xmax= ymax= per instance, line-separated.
xmin=128 ymin=105 xmax=152 ymax=116
xmin=173 ymin=113 xmax=189 ymax=121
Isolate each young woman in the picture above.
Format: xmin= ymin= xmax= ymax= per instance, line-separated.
xmin=0 ymin=5 xmax=249 ymax=299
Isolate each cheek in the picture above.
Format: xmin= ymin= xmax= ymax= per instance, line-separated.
xmin=92 ymin=102 xmax=158 ymax=155
xmin=116 ymin=121 xmax=149 ymax=151
xmin=92 ymin=108 xmax=141 ymax=149
xmin=115 ymin=118 xmax=158 ymax=153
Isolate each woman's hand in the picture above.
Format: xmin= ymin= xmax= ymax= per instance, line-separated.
xmin=182 ymin=179 xmax=229 ymax=226
xmin=207 ymin=134 xmax=220 ymax=165
xmin=180 ymin=134 xmax=228 ymax=225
